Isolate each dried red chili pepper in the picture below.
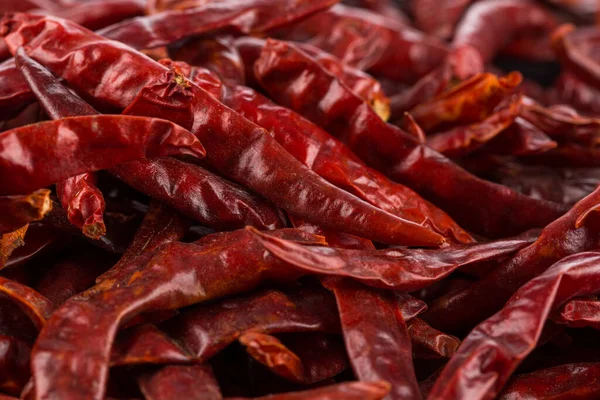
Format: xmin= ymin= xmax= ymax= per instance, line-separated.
xmin=219 ymin=84 xmax=471 ymax=243
xmin=426 ymin=94 xmax=522 ymax=158
xmin=409 ymin=72 xmax=522 ymax=133
xmin=0 ymin=189 xmax=51 ymax=234
xmin=0 ymin=335 xmax=30 ymax=396
xmin=3 ymin=223 xmax=58 ymax=269
xmin=252 ymin=228 xmax=535 ymax=291
xmin=428 ymin=251 xmax=600 ymax=400
xmin=166 ymin=285 xmax=340 ymax=361
xmin=498 ymin=362 xmax=600 ymax=400
xmin=0 ymin=224 xmax=27 ymax=268
xmin=289 ymin=215 xmax=376 ymax=250
xmin=138 ymin=364 xmax=222 ymax=400
xmin=451 ymin=0 xmax=557 ymax=79
xmin=230 ymin=381 xmax=390 ymax=400
xmin=48 ymin=0 xmax=146 ymax=31
xmin=323 ymin=277 xmax=422 ymax=400
xmin=254 ymin=39 xmax=567 ymax=238
xmin=284 ymin=4 xmax=448 ymax=83
xmin=413 ymin=0 xmax=474 ymax=39
xmin=3 ymin=14 xmax=446 ymax=246
xmin=424 ymin=185 xmax=600 ymax=334
xmin=110 ymin=324 xmax=191 ymax=367
xmin=98 ymin=0 xmax=338 ymax=49
xmin=344 ymin=0 xmax=409 ymax=25
xmin=111 ymin=158 xmax=286 ymax=232
xmin=552 ymin=24 xmax=600 ymax=90
xmin=483 ymin=118 xmax=558 ymax=156
xmin=0 ymin=114 xmax=205 ymax=196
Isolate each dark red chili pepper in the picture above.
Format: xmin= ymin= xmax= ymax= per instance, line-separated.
xmin=323 ymin=277 xmax=422 ymax=400
xmin=284 ymin=4 xmax=448 ymax=83
xmin=0 ymin=59 xmax=35 ymax=120
xmin=138 ymin=364 xmax=222 ymax=400
xmin=424 ymin=186 xmax=600 ymax=335
xmin=451 ymin=0 xmax=557 ymax=79
xmin=0 ymin=189 xmax=51 ymax=234
xmin=110 ymin=324 xmax=191 ymax=367
xmin=483 ymin=118 xmax=558 ymax=156
xmin=0 ymin=114 xmax=205 ymax=196
xmin=48 ymin=0 xmax=146 ymax=31
xmin=429 ymin=251 xmax=600 ymax=400
xmin=408 ymin=318 xmax=460 ymax=360
xmin=499 ymin=362 xmax=600 ymax=400
xmin=0 ymin=276 xmax=54 ymax=330
xmin=552 ymin=297 xmax=600 ymax=329
xmin=98 ymin=0 xmax=339 ymax=50
xmin=0 ymin=335 xmax=30 ymax=396
xmin=552 ymin=24 xmax=600 ymax=91
xmin=228 ymin=381 xmax=390 ymax=400
xmin=3 ymin=223 xmax=59 ymax=269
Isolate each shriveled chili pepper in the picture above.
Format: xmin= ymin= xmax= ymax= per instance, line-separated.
xmin=428 ymin=251 xmax=600 ymax=400
xmin=98 ymin=0 xmax=339 ymax=50
xmin=0 ymin=224 xmax=27 ymax=268
xmin=110 ymin=324 xmax=191 ymax=367
xmin=424 ymin=185 xmax=600 ymax=335
xmin=254 ymin=39 xmax=567 ymax=238
xmin=451 ymin=0 xmax=557 ymax=79
xmin=219 ymin=84 xmax=471 ymax=243
xmin=408 ymin=318 xmax=460 ymax=360
xmin=323 ymin=277 xmax=422 ymax=400
xmin=138 ymin=364 xmax=222 ymax=400
xmin=283 ymin=4 xmax=448 ymax=83
xmin=552 ymin=24 xmax=600 ymax=91
xmin=4 ymin=14 xmax=446 ymax=246
xmin=426 ymin=94 xmax=522 ymax=158
xmin=483 ymin=118 xmax=558 ymax=156
xmin=0 ymin=114 xmax=205 ymax=196
xmin=0 ymin=189 xmax=51 ymax=234
xmin=498 ymin=362 xmax=600 ymax=400
xmin=0 ymin=58 xmax=35 ymax=120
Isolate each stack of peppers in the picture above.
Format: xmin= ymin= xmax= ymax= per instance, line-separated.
xmin=0 ymin=0 xmax=600 ymax=399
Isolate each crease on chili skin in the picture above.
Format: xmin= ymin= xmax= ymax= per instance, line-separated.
xmin=253 ymin=38 xmax=568 ymax=239
xmin=1 ymin=13 xmax=447 ymax=247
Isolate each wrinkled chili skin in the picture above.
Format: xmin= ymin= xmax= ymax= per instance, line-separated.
xmin=112 ymin=158 xmax=286 ymax=232
xmin=0 ymin=58 xmax=35 ymax=119
xmin=254 ymin=39 xmax=568 ymax=238
xmin=139 ymin=364 xmax=222 ymax=400
xmin=324 ymin=278 xmax=422 ymax=400
xmin=424 ymin=186 xmax=600 ymax=335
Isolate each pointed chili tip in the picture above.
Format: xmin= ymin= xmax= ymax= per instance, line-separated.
xmin=402 ymin=113 xmax=426 ymax=144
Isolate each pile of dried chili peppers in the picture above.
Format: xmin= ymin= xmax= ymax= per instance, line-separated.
xmin=1 ymin=0 xmax=600 ymax=399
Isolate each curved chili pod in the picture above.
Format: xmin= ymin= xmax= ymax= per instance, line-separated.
xmin=111 ymin=158 xmax=286 ymax=232
xmin=0 ymin=335 xmax=30 ymax=396
xmin=553 ymin=298 xmax=600 ymax=329
xmin=409 ymin=72 xmax=522 ymax=133
xmin=323 ymin=277 xmax=422 ymax=400
xmin=111 ymin=324 xmax=191 ymax=367
xmin=98 ymin=0 xmax=338 ymax=49
xmin=499 ymin=362 xmax=600 ymax=400
xmin=138 ymin=364 xmax=222 ymax=400
xmin=284 ymin=4 xmax=448 ymax=83
xmin=424 ymin=186 xmax=600 ymax=334
xmin=426 ymin=94 xmax=522 ymax=157
xmin=251 ymin=219 xmax=536 ymax=292
xmin=413 ymin=0 xmax=474 ymax=39
xmin=229 ymin=381 xmax=390 ymax=400
xmin=222 ymin=85 xmax=471 ymax=243
xmin=0 ymin=276 xmax=53 ymax=330
xmin=0 ymin=58 xmax=35 ymax=119
xmin=166 ymin=285 xmax=340 ymax=361
xmin=451 ymin=0 xmax=557 ymax=78
xmin=254 ymin=39 xmax=567 ymax=238
xmin=484 ymin=118 xmax=558 ymax=156
xmin=428 ymin=251 xmax=600 ymax=400
xmin=30 ymin=229 xmax=331 ymax=399
xmin=49 ymin=0 xmax=146 ymax=31
xmin=0 ymin=115 xmax=205 ymax=195
xmin=97 ymin=201 xmax=189 ymax=283
xmin=0 ymin=224 xmax=27 ymax=268
xmin=239 ymin=332 xmax=306 ymax=383
xmin=289 ymin=215 xmax=376 ymax=250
